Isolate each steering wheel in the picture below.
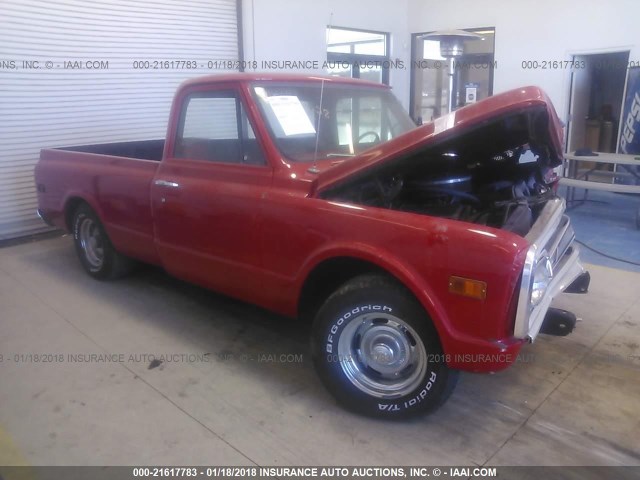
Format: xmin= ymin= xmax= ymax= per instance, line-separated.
xmin=358 ymin=131 xmax=380 ymax=143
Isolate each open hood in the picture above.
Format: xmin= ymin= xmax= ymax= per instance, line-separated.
xmin=312 ymin=86 xmax=564 ymax=196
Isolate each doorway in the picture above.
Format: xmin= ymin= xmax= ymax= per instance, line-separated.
xmin=566 ymin=51 xmax=630 ymax=154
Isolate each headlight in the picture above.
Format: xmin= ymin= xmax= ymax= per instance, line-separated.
xmin=531 ymin=255 xmax=553 ymax=307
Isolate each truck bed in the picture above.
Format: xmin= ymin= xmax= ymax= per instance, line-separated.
xmin=54 ymin=139 xmax=165 ymax=161
xmin=36 ymin=142 xmax=162 ymax=265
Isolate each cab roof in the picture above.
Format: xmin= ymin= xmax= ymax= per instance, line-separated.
xmin=178 ymin=72 xmax=390 ymax=90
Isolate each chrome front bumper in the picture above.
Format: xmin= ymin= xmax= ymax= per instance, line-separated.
xmin=513 ymin=197 xmax=586 ymax=341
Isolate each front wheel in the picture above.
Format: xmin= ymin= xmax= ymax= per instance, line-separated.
xmin=311 ymin=274 xmax=458 ymax=419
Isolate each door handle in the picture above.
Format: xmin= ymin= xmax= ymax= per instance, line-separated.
xmin=154 ymin=180 xmax=180 ymax=188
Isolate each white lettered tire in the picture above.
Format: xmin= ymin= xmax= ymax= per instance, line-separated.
xmin=311 ymin=274 xmax=458 ymax=418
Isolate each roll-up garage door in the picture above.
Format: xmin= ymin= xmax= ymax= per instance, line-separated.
xmin=0 ymin=0 xmax=240 ymax=240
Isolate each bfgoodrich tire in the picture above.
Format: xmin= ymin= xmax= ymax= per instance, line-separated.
xmin=311 ymin=274 xmax=458 ymax=419
xmin=72 ymin=203 xmax=134 ymax=280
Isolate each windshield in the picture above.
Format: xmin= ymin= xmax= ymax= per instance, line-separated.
xmin=252 ymin=82 xmax=416 ymax=162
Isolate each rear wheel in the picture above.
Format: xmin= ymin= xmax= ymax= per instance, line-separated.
xmin=311 ymin=274 xmax=458 ymax=419
xmin=72 ymin=203 xmax=134 ymax=279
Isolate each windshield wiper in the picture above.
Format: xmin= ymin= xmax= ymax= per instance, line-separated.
xmin=326 ymin=153 xmax=355 ymax=158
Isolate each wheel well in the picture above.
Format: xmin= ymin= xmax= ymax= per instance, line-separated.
xmin=297 ymin=257 xmax=390 ymax=322
xmin=64 ymin=197 xmax=87 ymax=231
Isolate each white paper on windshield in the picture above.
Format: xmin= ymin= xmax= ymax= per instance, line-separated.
xmin=266 ymin=96 xmax=316 ymax=136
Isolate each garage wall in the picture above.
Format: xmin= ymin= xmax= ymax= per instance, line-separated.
xmin=407 ymin=0 xmax=640 ymax=121
xmin=241 ymin=0 xmax=412 ymax=110
xmin=0 ymin=0 xmax=240 ymax=240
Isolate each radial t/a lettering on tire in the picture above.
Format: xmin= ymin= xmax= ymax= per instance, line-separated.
xmin=72 ymin=203 xmax=134 ymax=280
xmin=311 ymin=274 xmax=458 ymax=418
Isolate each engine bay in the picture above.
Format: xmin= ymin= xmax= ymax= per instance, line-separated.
xmin=322 ymin=107 xmax=562 ymax=237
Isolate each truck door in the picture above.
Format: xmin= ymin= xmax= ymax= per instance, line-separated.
xmin=151 ymin=85 xmax=272 ymax=301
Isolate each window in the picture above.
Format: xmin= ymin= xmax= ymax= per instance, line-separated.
xmin=410 ymin=27 xmax=496 ymax=122
xmin=326 ymin=27 xmax=390 ymax=85
xmin=336 ymin=96 xmax=387 ymax=148
xmin=252 ymin=82 xmax=415 ymax=162
xmin=175 ymin=91 xmax=265 ymax=165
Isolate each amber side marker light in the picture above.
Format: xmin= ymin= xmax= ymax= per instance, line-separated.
xmin=449 ymin=276 xmax=487 ymax=300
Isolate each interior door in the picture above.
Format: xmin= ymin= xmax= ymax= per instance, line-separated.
xmin=151 ymin=86 xmax=272 ymax=301
xmin=567 ymin=56 xmax=593 ymax=153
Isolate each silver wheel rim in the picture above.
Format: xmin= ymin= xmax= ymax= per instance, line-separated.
xmin=337 ymin=312 xmax=428 ymax=399
xmin=78 ymin=217 xmax=104 ymax=269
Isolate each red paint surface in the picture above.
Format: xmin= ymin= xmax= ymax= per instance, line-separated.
xmin=34 ymin=74 xmax=565 ymax=373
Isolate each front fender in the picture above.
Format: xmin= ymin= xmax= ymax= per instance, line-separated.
xmin=294 ymin=242 xmax=456 ymax=353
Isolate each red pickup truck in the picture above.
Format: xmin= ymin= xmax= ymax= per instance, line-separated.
xmin=35 ymin=74 xmax=589 ymax=418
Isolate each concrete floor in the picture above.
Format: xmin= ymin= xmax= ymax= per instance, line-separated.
xmin=0 ymin=235 xmax=639 ymax=467
xmin=560 ymin=188 xmax=640 ymax=273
